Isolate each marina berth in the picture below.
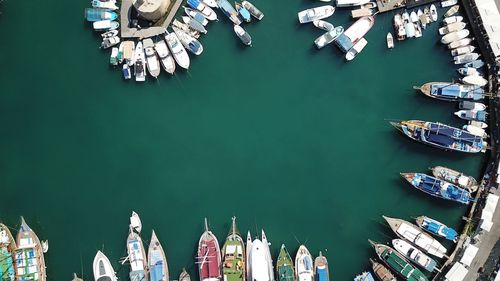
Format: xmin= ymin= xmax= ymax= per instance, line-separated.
xmin=443 ymin=15 xmax=463 ymax=25
xmin=400 ymin=172 xmax=473 ymax=204
xmin=248 ymin=231 xmax=274 ymax=281
xmin=187 ymin=0 xmax=218 ymax=21
xmin=127 ymin=229 xmax=149 ymax=281
xmin=441 ymin=29 xmax=470 ymax=44
xmin=297 ymin=6 xmax=335 ymax=24
xmin=438 ymin=22 xmax=466 ymax=35
xmin=382 ymin=216 xmax=447 ymax=259
xmin=314 ymin=252 xmax=329 ymax=281
xmin=368 ymin=240 xmax=428 ymax=281
xmin=391 ymin=239 xmax=438 ymax=272
xmin=313 ymin=20 xmax=334 ymax=31
xmin=154 ymin=40 xmax=176 ymax=75
xmin=444 ymin=5 xmax=459 ymax=17
xmin=173 ymin=26 xmax=204 ymax=55
xmin=165 ymin=31 xmax=190 ymax=70
xmin=295 ymin=245 xmax=314 ymax=281
xmin=93 ymin=251 xmax=118 ymax=281
xmin=334 ymin=16 xmax=374 ymax=52
xmin=0 ymin=223 xmax=16 ymax=281
xmin=414 ymin=82 xmax=484 ymax=101
xmin=15 ymin=217 xmax=46 ymax=281
xmin=221 ymin=217 xmax=246 ymax=281
xmin=415 ymin=216 xmax=458 ymax=242
xmin=454 ymin=52 xmax=479 ymax=64
xmin=241 ymin=1 xmax=264 ymax=20
xmin=234 ymin=25 xmax=252 ymax=46
xmin=184 ymin=7 xmax=209 ymax=26
xmin=182 ymin=16 xmax=208 ymax=34
xmin=134 ymin=41 xmax=146 ymax=82
xmin=430 ymin=166 xmax=478 ymax=191
xmin=197 ymin=218 xmax=222 ymax=281
xmin=353 ymin=271 xmax=375 ymax=281
xmin=235 ymin=2 xmax=252 ymax=22
xmin=454 ymin=109 xmax=487 ymax=122
xmin=217 ymin=0 xmax=242 ymax=25
xmin=143 ymin=38 xmax=161 ymax=78
xmin=314 ymin=26 xmax=344 ymax=49
xmin=148 ymin=231 xmax=169 ymax=281
xmin=345 ymin=38 xmax=368 ymax=61
xmin=369 ymin=258 xmax=397 ymax=281
xmin=276 ymin=244 xmax=294 ymax=281
xmin=390 ymin=120 xmax=487 ymax=153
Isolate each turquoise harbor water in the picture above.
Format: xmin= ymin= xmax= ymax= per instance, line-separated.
xmin=0 ymin=0 xmax=486 ymax=280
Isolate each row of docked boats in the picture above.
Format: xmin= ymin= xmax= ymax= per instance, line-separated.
xmin=390 ymin=5 xmax=437 ymax=46
xmin=89 ymin=214 xmax=331 ymax=281
xmin=0 ymin=217 xmax=48 ymax=281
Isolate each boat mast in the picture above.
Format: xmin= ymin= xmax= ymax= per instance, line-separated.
xmin=231 ymin=216 xmax=236 ymax=237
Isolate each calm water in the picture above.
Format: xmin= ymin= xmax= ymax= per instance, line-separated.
xmin=0 ymin=0 xmax=484 ymax=280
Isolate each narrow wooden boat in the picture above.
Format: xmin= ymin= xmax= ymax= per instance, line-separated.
xmin=369 ymin=258 xmax=397 ymax=281
xmin=127 ymin=228 xmax=149 ymax=281
xmin=295 ymin=245 xmax=313 ymax=281
xmin=15 ymin=217 xmax=46 ymax=281
xmin=416 ymin=216 xmax=458 ymax=242
xmin=414 ymin=82 xmax=484 ymax=101
xmin=313 ymin=252 xmax=329 ymax=281
xmin=149 ymin=230 xmax=169 ymax=281
xmin=0 ymin=223 xmax=16 ymax=281
xmin=392 ymin=239 xmax=438 ymax=272
xmin=277 ymin=245 xmax=295 ymax=281
xmin=431 ymin=166 xmax=478 ymax=191
xmin=187 ymin=0 xmax=218 ymax=21
xmin=93 ymin=250 xmax=118 ymax=281
xmin=197 ymin=218 xmax=222 ymax=281
xmin=382 ymin=216 xmax=447 ymax=259
xmin=222 ymin=217 xmax=246 ymax=281
xmin=246 ymin=232 xmax=252 ymax=280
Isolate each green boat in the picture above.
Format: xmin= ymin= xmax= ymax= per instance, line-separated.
xmin=222 ymin=217 xmax=246 ymax=281
xmin=276 ymin=244 xmax=295 ymax=281
xmin=0 ymin=223 xmax=16 ymax=281
xmin=369 ymin=240 xmax=428 ymax=281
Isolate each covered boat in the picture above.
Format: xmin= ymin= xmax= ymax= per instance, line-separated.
xmin=184 ymin=7 xmax=209 ymax=26
xmin=314 ymin=252 xmax=329 ymax=281
xmin=122 ymin=41 xmax=135 ymax=65
xmin=127 ymin=229 xmax=148 ymax=281
xmin=295 ymin=245 xmax=313 ymax=281
xmin=222 ymin=217 xmax=246 ymax=281
xmin=217 ymin=0 xmax=242 ymax=24
xmin=242 ymin=1 xmax=264 ymax=20
xmin=165 ymin=32 xmax=190 ymax=70
xmin=234 ymin=25 xmax=252 ymax=46
xmin=460 ymin=101 xmax=486 ymax=111
xmin=155 ymin=40 xmax=176 ymax=75
xmin=336 ymin=0 xmax=370 ymax=7
xmin=197 ymin=218 xmax=222 ymax=281
xmin=369 ymin=240 xmax=428 ymax=281
xmin=85 ymin=8 xmax=118 ymax=22
xmin=414 ymin=82 xmax=484 ymax=101
xmin=403 ymin=11 xmax=415 ymax=38
xmin=441 ymin=29 xmax=470 ymax=44
xmin=464 ymin=60 xmax=485 ymax=68
xmin=369 ymin=258 xmax=397 ymax=281
xmin=93 ymin=251 xmax=118 ymax=281
xmin=143 ymin=39 xmax=161 ymax=78
xmin=298 ymin=6 xmax=335 ymax=24
xmin=93 ymin=20 xmax=119 ymax=31
xmin=392 ymin=239 xmax=438 ymax=272
xmin=345 ymin=38 xmax=368 ymax=61
xmin=276 ymin=244 xmax=294 ymax=281
xmin=248 ymin=230 xmax=274 ymax=281
xmin=454 ymin=109 xmax=487 ymax=122
xmin=334 ymin=16 xmax=374 ymax=52
xmin=148 ymin=231 xmax=169 ymax=281
xmin=390 ymin=120 xmax=487 ymax=153
xmin=314 ymin=26 xmax=344 ymax=49
xmin=382 ymin=216 xmax=447 ymax=259
xmin=0 ymin=223 xmax=16 ymax=281
xmin=173 ymin=26 xmax=204 ymax=55
xmin=394 ymin=13 xmax=406 ymax=41
xmin=401 ymin=172 xmax=473 ymax=204
xmin=353 ymin=272 xmax=375 ymax=281
xmin=431 ymin=165 xmax=478 ymax=191
xmin=416 ymin=216 xmax=458 ymax=242
xmin=15 ymin=217 xmax=46 ymax=281
xmin=182 ymin=16 xmax=207 ymax=34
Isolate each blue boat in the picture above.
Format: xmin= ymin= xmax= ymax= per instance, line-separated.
xmin=401 ymin=172 xmax=473 ymax=204
xmin=187 ymin=0 xmax=218 ymax=21
xmin=85 ymin=8 xmax=118 ymax=22
xmin=353 ymin=272 xmax=374 ymax=281
xmin=390 ymin=120 xmax=487 ymax=153
xmin=216 ymin=0 xmax=242 ymax=24
xmin=464 ymin=60 xmax=484 ymax=69
xmin=415 ymin=82 xmax=484 ymax=101
xmin=314 ymin=252 xmax=329 ymax=281
xmin=416 ymin=216 xmax=458 ymax=242
xmin=235 ymin=2 xmax=251 ymax=22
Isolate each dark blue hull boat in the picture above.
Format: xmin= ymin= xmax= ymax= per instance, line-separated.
xmin=401 ymin=173 xmax=472 ymax=204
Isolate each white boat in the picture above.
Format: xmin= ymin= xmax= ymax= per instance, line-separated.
xmin=165 ymin=31 xmax=190 ymax=70
xmin=295 ymin=245 xmax=313 ymax=281
xmin=439 ymin=21 xmax=466 ymax=35
xmin=314 ymin=26 xmax=344 ymax=49
xmin=336 ymin=0 xmax=370 ymax=7
xmin=134 ymin=42 xmax=146 ymax=82
xmin=173 ymin=26 xmax=204 ymax=55
xmin=91 ymin=0 xmax=118 ymax=10
xmin=430 ymin=4 xmax=438 ymax=22
xmin=148 ymin=231 xmax=169 ymax=281
xmin=172 ymin=19 xmax=201 ymax=39
xmin=443 ymin=15 xmax=463 ymax=25
xmin=93 ymin=20 xmax=119 ymax=31
xmin=387 ymin=32 xmax=394 ymax=48
xmin=362 ymin=2 xmax=377 ymax=8
xmin=383 ymin=216 xmax=447 ymax=259
xmin=122 ymin=64 xmax=132 ymax=80
xmin=451 ymin=45 xmax=475 ymax=56
xmin=463 ymin=124 xmax=487 ymax=138
xmin=448 ymin=37 xmax=473 ymax=49
xmin=101 ymin=36 xmax=120 ymax=49
xmin=441 ymin=29 xmax=469 ymax=44
xmin=246 ymin=231 xmax=252 ymax=280
xmin=190 ymin=1 xmax=218 ymax=21
xmin=421 ymin=7 xmax=431 ymax=28
xmin=444 ymin=5 xmax=459 ymax=17
xmin=313 ymin=20 xmax=334 ymax=31
xmin=394 ymin=13 xmax=406 ymax=40
xmin=403 ymin=11 xmax=415 ymax=38
xmin=441 ymin=0 xmax=457 ymax=7
xmin=122 ymin=41 xmax=135 ymax=65
xmin=184 ymin=7 xmax=209 ymax=26
xmin=234 ymin=25 xmax=252 ymax=46
xmin=470 ymin=120 xmax=488 ymax=129
xmin=411 ymin=11 xmax=422 ymax=38
xmin=297 ymin=5 xmax=335 ymax=24
xmin=344 ymin=15 xmax=375 ymax=43
xmin=182 ymin=16 xmax=207 ymax=34
xmin=454 ymin=52 xmax=479 ymax=64
xmin=392 ymin=239 xmax=438 ymax=273
xmin=127 ymin=229 xmax=148 ymax=281
xmin=143 ymin=39 xmax=161 ymax=78
xmin=460 ymin=101 xmax=486 ymax=111
xmin=351 ymin=8 xmax=373 ymax=19
xmin=110 ymin=47 xmax=119 ymax=66
xmin=248 ymin=231 xmax=274 ymax=281
xmin=101 ymin=30 xmax=118 ymax=39
xmin=463 ymin=74 xmax=488 ymax=86
xmin=241 ymin=0 xmax=264 ymax=20
xmin=42 ymin=240 xmax=49 ymax=253
xmin=345 ymin=37 xmax=368 ymax=61
xmin=93 ymin=251 xmax=118 ymax=281
xmin=202 ymin=0 xmax=218 ymax=8
xmin=417 ymin=9 xmax=424 ymax=29
xmin=261 ymin=230 xmax=273 ymax=277
xmin=154 ymin=40 xmax=176 ymax=75
xmin=130 ymin=211 xmax=142 ymax=233
xmin=457 ymin=66 xmax=478 ymax=76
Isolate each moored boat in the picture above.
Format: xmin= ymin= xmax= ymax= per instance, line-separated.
xmin=314 ymin=26 xmax=344 ymax=49
xmin=246 ymin=232 xmax=252 ymax=280
xmin=443 ymin=15 xmax=463 ymax=25
xmin=295 ymin=245 xmax=313 ymax=281
xmin=459 ymin=101 xmax=486 ymax=111
xmin=217 ymin=0 xmax=242 ymax=24
xmin=197 ymin=218 xmax=222 ymax=281
xmin=248 ymin=231 xmax=274 ymax=281
xmin=369 ymin=240 xmax=428 ymax=281
xmin=403 ymin=11 xmax=415 ymax=38
xmin=464 ymin=59 xmax=484 ymax=68
xmin=222 ymin=217 xmax=246 ymax=281
xmin=173 ymin=19 xmax=201 ymax=38
xmin=441 ymin=29 xmax=470 ymax=44
xmin=417 ymin=9 xmax=425 ymax=29
xmin=444 ymin=4 xmax=460 ymax=17
xmin=454 ymin=52 xmax=479 ymax=64
xmin=72 ymin=273 xmax=83 ymax=281
xmin=93 ymin=251 xmax=118 ymax=281
xmin=313 ymin=20 xmax=334 ymax=31
xmin=165 ymin=31 xmax=190 ymax=70
xmin=430 ymin=4 xmax=438 ymax=21
xmin=462 ymin=124 xmax=488 ymax=138
xmin=439 ymin=21 xmax=466 ymax=35
xmin=85 ymin=8 xmax=118 ymax=22
xmin=235 ymin=2 xmax=251 ymax=22
xmin=148 ymin=231 xmax=169 ymax=281
xmin=369 ymin=258 xmax=397 ymax=281
xmin=15 ymin=217 xmax=46 ymax=281
xmin=155 ymin=40 xmax=176 ymax=75
xmin=0 ymin=223 xmax=16 ymax=281
xmin=298 ymin=6 xmax=335 ymax=24
xmin=431 ymin=165 xmax=478 ymax=191
xmin=448 ymin=38 xmax=473 ymax=49
xmin=143 ymin=38 xmax=161 ymax=78
xmin=416 ymin=216 xmax=458 ymax=242
xmin=351 ymin=8 xmax=373 ymax=19
xmin=234 ymin=25 xmax=252 ymax=46
xmin=392 ymin=239 xmax=438 ymax=272
xmin=134 ymin=42 xmax=146 ymax=82
xmin=93 ymin=20 xmax=119 ymax=31
xmin=336 ymin=0 xmax=370 ymax=7
xmin=462 ymin=74 xmax=487 ymax=86
xmin=442 ymin=0 xmax=457 ymax=7
xmin=401 ymin=172 xmax=473 ymax=204
xmin=382 ymin=216 xmax=447 ymax=259
xmin=387 ymin=32 xmax=394 ymax=48
xmin=173 ymin=26 xmax=204 ymax=55
xmin=276 ymin=244 xmax=294 ymax=281
xmin=122 ymin=64 xmax=132 ymax=80
xmin=110 ymin=47 xmax=119 ymax=65
xmin=335 ymin=16 xmax=375 ymax=52
xmin=241 ymin=0 xmax=264 ymax=20
xmin=454 ymin=109 xmax=487 ymax=122
xmin=451 ymin=45 xmax=475 ymax=56
xmin=101 ymin=36 xmax=120 ymax=49
xmin=184 ymin=7 xmax=209 ymax=26
xmin=91 ymin=0 xmax=118 ymax=10
xmin=345 ymin=38 xmax=368 ymax=61
xmin=394 ymin=13 xmax=406 ymax=41
xmin=353 ymin=272 xmax=375 ymax=281
xmin=414 ymin=81 xmax=484 ymax=101
xmin=187 ymin=0 xmax=218 ymax=21
xmin=314 ymin=252 xmax=329 ymax=281
xmin=122 ymin=40 xmax=135 ymax=65
xmin=457 ymin=67 xmax=478 ymax=76
xmin=182 ymin=15 xmax=208 ymax=34
xmin=410 ymin=11 xmax=422 ymax=38
xmin=127 ymin=229 xmax=149 ymax=281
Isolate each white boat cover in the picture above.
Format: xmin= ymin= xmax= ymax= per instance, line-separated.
xmin=445 ymin=262 xmax=468 ymax=281
xmin=396 ymin=222 xmax=447 ymax=258
xmin=460 ymin=244 xmax=479 ymax=266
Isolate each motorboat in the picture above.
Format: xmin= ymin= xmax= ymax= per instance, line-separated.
xmin=454 ymin=52 xmax=479 ymax=64
xmin=441 ymin=29 xmax=469 ymax=44
xmin=93 ymin=251 xmax=118 ymax=281
xmin=431 ymin=165 xmax=479 ymax=191
xmin=148 ymin=231 xmax=169 ymax=281
xmin=403 ymin=11 xmax=415 ymax=38
xmin=110 ymin=47 xmax=119 ymax=65
xmin=451 ymin=45 xmax=475 ymax=56
xmin=314 ymin=252 xmax=329 ymax=281
xmin=459 ymin=101 xmax=486 ymax=111
xmin=439 ymin=21 xmax=466 ymax=35
xmin=248 ymin=230 xmax=274 ymax=281
xmin=187 ymin=0 xmax=218 ymax=21
xmin=443 ymin=15 xmax=463 ymax=25
xmin=101 ymin=36 xmax=120 ymax=49
xmin=184 ymin=7 xmax=209 ymax=26
xmin=93 ymin=20 xmax=119 ymax=31
xmin=127 ymin=229 xmax=148 ymax=281
xmin=182 ymin=16 xmax=207 ymax=34
xmin=417 ymin=9 xmax=424 ymax=29
xmin=173 ymin=26 xmax=204 ymax=55
xmin=463 ymin=74 xmax=488 ymax=86
xmin=165 ymin=31 xmax=190 ymax=70
xmin=235 ymin=2 xmax=252 ymax=22
xmin=336 ymin=0 xmax=370 ymax=7
xmin=345 ymin=37 xmax=368 ymax=61
xmin=394 ymin=13 xmax=406 ymax=41
xmin=455 ymin=109 xmax=488 ymax=121
xmin=313 ymin=20 xmax=334 ymax=31
xmin=369 ymin=259 xmax=396 ymax=281
xmin=295 ymin=245 xmax=313 ymax=281
xmin=242 ymin=0 xmax=264 ymax=20
xmin=353 ymin=272 xmax=375 ymax=281
xmin=143 ymin=39 xmax=161 ymax=78
xmin=430 ymin=4 xmax=438 ymax=21
xmin=130 ymin=211 xmax=142 ymax=234
xmin=392 ymin=239 xmax=438 ymax=272
xmin=173 ymin=19 xmax=201 ymax=38
xmin=197 ymin=218 xmax=222 ymax=281
xmin=217 ymin=0 xmax=242 ymax=24
xmin=387 ymin=32 xmax=394 ymax=48
xmin=411 ymin=11 xmax=422 ymax=38
xmin=122 ymin=64 xmax=132 ymax=80
xmin=444 ymin=4 xmax=460 ymax=17
xmin=314 ymin=26 xmax=344 ymax=49
xmin=335 ymin=15 xmax=374 ymax=52
xmin=134 ymin=42 xmax=146 ymax=82
xmin=234 ymin=25 xmax=252 ymax=46
xmin=464 ymin=59 xmax=485 ymax=68
xmin=91 ymin=0 xmax=118 ymax=10
xmin=416 ymin=216 xmax=458 ymax=242
xmin=101 ymin=30 xmax=118 ymax=39
xmin=297 ymin=5 xmax=335 ymax=24
xmin=202 ymin=0 xmax=218 ymax=8
xmin=462 ymin=124 xmax=488 ymax=138
xmin=154 ymin=40 xmax=176 ymax=75
xmin=85 ymin=8 xmax=118 ymax=21
xmin=448 ymin=38 xmax=473 ymax=49
xmin=442 ymin=0 xmax=457 ymax=7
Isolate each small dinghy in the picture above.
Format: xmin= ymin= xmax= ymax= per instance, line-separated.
xmin=387 ymin=32 xmax=394 ymax=48
xmin=143 ymin=38 xmax=161 ymax=78
xmin=431 ymin=165 xmax=478 ymax=191
xmin=234 ymin=25 xmax=252 ymax=46
xmin=442 ymin=0 xmax=458 ymax=7
xmin=184 ymin=7 xmax=209 ymax=26
xmin=451 ymin=45 xmax=475 ymax=56
xmin=314 ymin=26 xmax=344 ymax=49
xmin=242 ymin=0 xmax=264 ymax=20
xmin=430 ymin=4 xmax=438 ymax=22
xmin=122 ymin=64 xmax=132 ymax=80
xmin=182 ymin=16 xmax=207 ymax=34
xmin=235 ymin=2 xmax=251 ymax=22
xmin=416 ymin=216 xmax=458 ymax=242
xmin=392 ymin=239 xmax=438 ymax=272
xmin=298 ymin=5 xmax=335 ymax=24
xmin=345 ymin=38 xmax=368 ymax=61
xmin=459 ymin=101 xmax=487 ymax=111
xmin=91 ymin=0 xmax=119 ymax=10
xmin=130 ymin=211 xmax=142 ymax=233
xmin=463 ymin=74 xmax=488 ymax=86
xmin=101 ymin=30 xmax=119 ymax=39
xmin=454 ymin=109 xmax=487 ymax=122
xmin=313 ymin=20 xmax=334 ymax=31
xmin=110 ymin=47 xmax=119 ymax=65
xmin=444 ymin=4 xmax=460 ymax=17
xmin=443 ymin=15 xmax=463 ymax=25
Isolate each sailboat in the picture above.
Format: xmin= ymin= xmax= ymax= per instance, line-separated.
xmin=248 ymin=230 xmax=274 ymax=281
xmin=197 ymin=218 xmax=222 ymax=281
xmin=313 ymin=252 xmax=329 ymax=281
xmin=14 ymin=217 xmax=46 ymax=281
xmin=93 ymin=251 xmax=118 ymax=281
xmin=276 ymin=245 xmax=294 ymax=281
xmin=127 ymin=227 xmax=149 ymax=281
xmin=0 ymin=223 xmax=16 ymax=281
xmin=222 ymin=217 xmax=246 ymax=281
xmin=149 ymin=231 xmax=169 ymax=281
xmin=295 ymin=245 xmax=313 ymax=281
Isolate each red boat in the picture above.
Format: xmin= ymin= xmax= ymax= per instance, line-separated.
xmin=197 ymin=218 xmax=222 ymax=281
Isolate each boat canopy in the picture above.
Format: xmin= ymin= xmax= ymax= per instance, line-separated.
xmin=317 ymin=268 xmax=328 ymax=281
